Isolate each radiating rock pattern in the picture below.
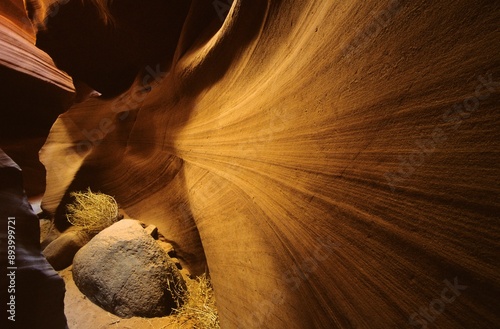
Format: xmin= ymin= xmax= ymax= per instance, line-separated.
xmin=0 ymin=149 xmax=67 ymax=329
xmin=72 ymin=219 xmax=185 ymax=318
xmin=29 ymin=0 xmax=500 ymax=328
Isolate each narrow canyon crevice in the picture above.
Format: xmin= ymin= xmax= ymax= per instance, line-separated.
xmin=1 ymin=0 xmax=499 ymax=328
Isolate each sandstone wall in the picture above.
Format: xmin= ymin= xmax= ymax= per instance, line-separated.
xmin=4 ymin=0 xmax=500 ymax=328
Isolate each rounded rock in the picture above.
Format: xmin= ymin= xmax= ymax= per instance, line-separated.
xmin=72 ymin=219 xmax=185 ymax=318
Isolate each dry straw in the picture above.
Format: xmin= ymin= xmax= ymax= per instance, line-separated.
xmin=66 ymin=188 xmax=119 ymax=233
xmin=170 ymin=274 xmax=220 ymax=329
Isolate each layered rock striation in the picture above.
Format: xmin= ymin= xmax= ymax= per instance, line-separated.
xmin=1 ymin=0 xmax=500 ymax=328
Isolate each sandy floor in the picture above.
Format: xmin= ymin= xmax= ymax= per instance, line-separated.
xmin=60 ymin=267 xmax=178 ymax=329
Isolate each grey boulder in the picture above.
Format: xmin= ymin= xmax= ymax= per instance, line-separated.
xmin=72 ymin=219 xmax=185 ymax=318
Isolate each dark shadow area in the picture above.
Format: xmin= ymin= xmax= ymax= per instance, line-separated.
xmin=0 ymin=65 xmax=74 ymax=197
xmin=33 ymin=0 xmax=192 ymax=97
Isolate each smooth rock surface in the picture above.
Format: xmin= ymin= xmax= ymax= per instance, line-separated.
xmin=72 ymin=219 xmax=185 ymax=318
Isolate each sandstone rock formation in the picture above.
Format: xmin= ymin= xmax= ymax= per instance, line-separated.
xmin=0 ymin=149 xmax=67 ymax=329
xmin=0 ymin=0 xmax=499 ymax=328
xmin=0 ymin=3 xmax=71 ymax=324
xmin=72 ymin=219 xmax=185 ymax=318
xmin=0 ymin=0 xmax=74 ymax=196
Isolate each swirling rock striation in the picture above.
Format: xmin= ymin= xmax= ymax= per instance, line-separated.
xmin=21 ymin=0 xmax=500 ymax=328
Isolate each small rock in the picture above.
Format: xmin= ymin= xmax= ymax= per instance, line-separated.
xmin=43 ymin=229 xmax=91 ymax=270
xmin=145 ymin=224 xmax=158 ymax=239
xmin=157 ymin=240 xmax=175 ymax=255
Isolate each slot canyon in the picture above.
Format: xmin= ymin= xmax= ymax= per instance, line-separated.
xmin=0 ymin=0 xmax=499 ymax=328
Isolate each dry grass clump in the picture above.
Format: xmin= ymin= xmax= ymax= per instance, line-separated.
xmin=66 ymin=188 xmax=119 ymax=234
xmin=170 ymin=274 xmax=220 ymax=329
